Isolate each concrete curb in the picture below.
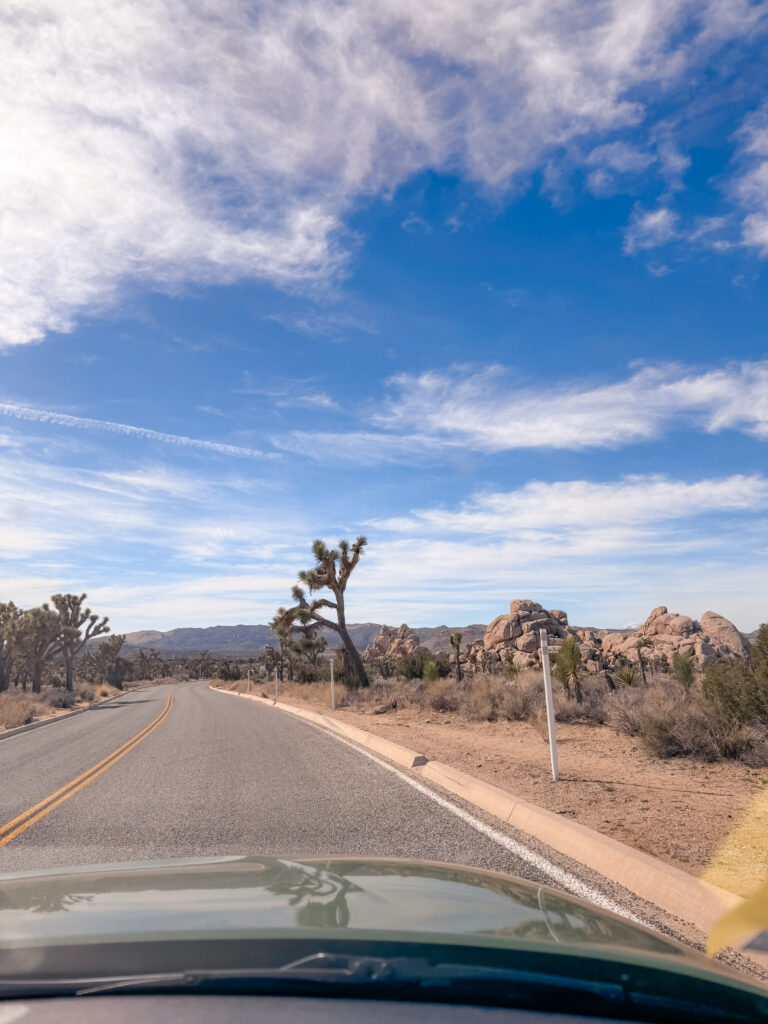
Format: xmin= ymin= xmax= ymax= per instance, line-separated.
xmin=0 ymin=685 xmax=148 ymax=743
xmin=210 ymin=685 xmax=766 ymax=967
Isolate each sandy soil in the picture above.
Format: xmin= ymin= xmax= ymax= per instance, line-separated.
xmin=273 ymin=684 xmax=767 ymax=897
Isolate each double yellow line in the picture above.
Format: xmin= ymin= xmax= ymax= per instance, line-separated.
xmin=0 ymin=691 xmax=174 ymax=849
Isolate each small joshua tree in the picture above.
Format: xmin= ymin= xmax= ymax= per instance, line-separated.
xmin=671 ymin=651 xmax=696 ymax=690
xmin=449 ymin=631 xmax=463 ymax=682
xmin=554 ymin=636 xmax=583 ymax=704
xmin=635 ymin=637 xmax=651 ymax=686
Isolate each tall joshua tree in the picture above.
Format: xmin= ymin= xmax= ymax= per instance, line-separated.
xmin=449 ymin=631 xmax=463 ymax=682
xmin=289 ymin=537 xmax=369 ymax=688
xmin=0 ymin=601 xmax=22 ymax=692
xmin=16 ymin=606 xmax=61 ymax=693
xmin=50 ymin=593 xmax=110 ymax=691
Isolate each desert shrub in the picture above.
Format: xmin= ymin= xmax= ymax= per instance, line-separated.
xmin=78 ymin=684 xmax=95 ymax=703
xmin=463 ymin=678 xmax=497 ymax=721
xmin=703 ymin=652 xmax=768 ymax=727
xmin=427 ymin=677 xmax=460 ymax=712
xmin=607 ymin=682 xmax=768 ymax=764
xmin=332 ymin=648 xmax=360 ymax=689
xmin=293 ymin=660 xmax=320 ymax=683
xmin=422 ymin=660 xmax=441 ymax=683
xmin=0 ymin=695 xmax=49 ymax=729
xmin=43 ymin=688 xmax=76 ymax=709
xmin=394 ymin=648 xmax=450 ymax=681
xmin=497 ymin=672 xmax=542 ymax=721
xmin=671 ymin=651 xmax=695 ymax=689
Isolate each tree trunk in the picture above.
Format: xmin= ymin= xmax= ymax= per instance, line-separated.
xmin=454 ymin=648 xmax=463 ymax=682
xmin=338 ymin=625 xmax=368 ymax=688
xmin=32 ymin=663 xmax=42 ymax=694
xmin=65 ymin=658 xmax=74 ymax=692
xmin=637 ymin=652 xmax=647 ymax=686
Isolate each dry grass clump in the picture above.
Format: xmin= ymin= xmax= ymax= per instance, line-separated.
xmin=0 ymin=694 xmax=49 ymax=729
xmin=606 ymin=683 xmax=768 ymax=765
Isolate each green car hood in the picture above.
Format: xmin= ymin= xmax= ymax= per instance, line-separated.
xmin=0 ymin=855 xmax=747 ymax=984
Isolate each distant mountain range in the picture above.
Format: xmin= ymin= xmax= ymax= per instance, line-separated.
xmin=118 ymin=622 xmax=488 ymax=657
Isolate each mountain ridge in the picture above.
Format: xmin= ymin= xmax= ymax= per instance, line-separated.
xmin=118 ymin=622 xmax=487 ymax=656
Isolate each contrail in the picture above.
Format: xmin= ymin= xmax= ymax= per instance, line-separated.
xmin=0 ymin=402 xmax=268 ymax=458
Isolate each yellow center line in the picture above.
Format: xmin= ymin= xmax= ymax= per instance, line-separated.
xmin=0 ymin=691 xmax=174 ymax=849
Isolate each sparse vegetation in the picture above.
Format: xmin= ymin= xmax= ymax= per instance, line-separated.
xmin=239 ymin=627 xmax=768 ymax=766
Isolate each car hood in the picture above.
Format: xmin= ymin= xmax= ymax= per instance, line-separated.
xmin=0 ymin=855 xmax=696 ymax=963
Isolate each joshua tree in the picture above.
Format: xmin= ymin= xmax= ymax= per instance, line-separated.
xmin=293 ymin=628 xmax=327 ymax=670
xmin=50 ymin=593 xmax=110 ymax=691
xmin=634 ymin=637 xmax=651 ymax=686
xmin=15 ymin=606 xmax=61 ymax=693
xmin=615 ymin=664 xmax=638 ymax=687
xmin=553 ymin=636 xmax=583 ymax=703
xmin=289 ymin=537 xmax=369 ymax=688
xmin=269 ymin=607 xmax=297 ymax=681
xmin=0 ymin=601 xmax=22 ymax=692
xmin=449 ymin=632 xmax=463 ymax=682
xmin=671 ymin=651 xmax=696 ymax=690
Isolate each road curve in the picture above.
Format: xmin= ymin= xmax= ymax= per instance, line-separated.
xmin=0 ymin=680 xmax=623 ymax=906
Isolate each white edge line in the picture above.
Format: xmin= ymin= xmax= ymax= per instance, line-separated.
xmin=274 ymin=704 xmax=646 ymax=927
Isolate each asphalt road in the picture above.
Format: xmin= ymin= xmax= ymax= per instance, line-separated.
xmin=0 ymin=680 xmax=629 ymax=909
xmin=3 ymin=680 xmax=550 ymax=875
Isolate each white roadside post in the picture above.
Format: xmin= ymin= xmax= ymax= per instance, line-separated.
xmin=539 ymin=628 xmax=560 ymax=782
xmin=330 ymin=656 xmax=335 ymax=711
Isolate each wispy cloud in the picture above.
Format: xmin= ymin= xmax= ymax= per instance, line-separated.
xmin=623 ymin=205 xmax=679 ymax=252
xmin=735 ymin=100 xmax=768 ymax=255
xmin=3 ymin=2 xmax=766 ymax=346
xmin=236 ymin=373 xmax=340 ymax=411
xmin=357 ymin=474 xmax=768 ymax=629
xmin=372 ymin=475 xmax=768 ymax=535
xmin=368 ymin=360 xmax=768 ymax=456
xmin=0 ymin=402 xmax=269 ymax=458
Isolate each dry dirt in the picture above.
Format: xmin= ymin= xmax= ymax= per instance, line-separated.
xmin=270 ymin=682 xmax=768 ymax=897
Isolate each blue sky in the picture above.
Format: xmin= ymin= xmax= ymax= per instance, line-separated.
xmin=1 ymin=1 xmax=767 ymax=632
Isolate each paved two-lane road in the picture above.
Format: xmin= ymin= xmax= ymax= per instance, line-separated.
xmin=0 ymin=680 xmax=629 ymax=913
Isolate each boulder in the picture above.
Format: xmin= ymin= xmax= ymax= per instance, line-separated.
xmin=699 ymin=611 xmax=750 ymax=658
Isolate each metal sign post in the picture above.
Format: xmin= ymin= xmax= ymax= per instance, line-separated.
xmin=539 ymin=629 xmax=559 ymax=781
xmin=274 ymin=668 xmax=278 ymax=702
xmin=247 ymin=668 xmax=251 ymax=693
xmin=330 ymin=657 xmax=335 ymax=711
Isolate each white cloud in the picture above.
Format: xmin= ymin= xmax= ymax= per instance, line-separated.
xmin=2 ymin=1 xmax=765 ymax=345
xmin=357 ymin=473 xmax=768 ymax=629
xmin=735 ymin=100 xmax=768 ymax=254
xmin=367 ymin=360 xmax=768 ymax=456
xmin=0 ymin=401 xmax=269 ymax=457
xmin=623 ymin=205 xmax=679 ymax=252
xmin=372 ymin=474 xmax=768 ymax=534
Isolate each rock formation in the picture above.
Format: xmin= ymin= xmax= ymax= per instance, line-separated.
xmin=364 ymin=624 xmax=421 ymax=662
xmin=468 ymin=600 xmax=749 ymax=673
xmin=600 ymin=606 xmax=749 ymax=664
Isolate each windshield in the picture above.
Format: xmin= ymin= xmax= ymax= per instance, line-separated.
xmin=0 ymin=1 xmax=767 ymax=1018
